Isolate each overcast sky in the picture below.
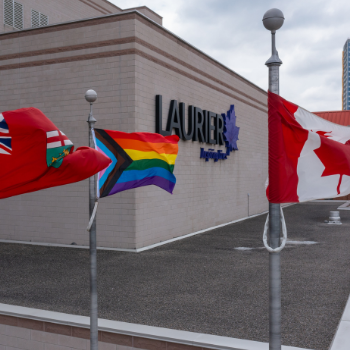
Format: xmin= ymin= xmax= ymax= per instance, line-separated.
xmin=111 ymin=0 xmax=350 ymax=112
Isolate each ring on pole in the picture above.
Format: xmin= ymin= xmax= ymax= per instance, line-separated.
xmin=263 ymin=206 xmax=287 ymax=253
xmin=87 ymin=201 xmax=99 ymax=231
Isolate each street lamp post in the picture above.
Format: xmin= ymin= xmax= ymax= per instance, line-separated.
xmin=262 ymin=9 xmax=285 ymax=350
xmin=85 ymin=89 xmax=98 ymax=350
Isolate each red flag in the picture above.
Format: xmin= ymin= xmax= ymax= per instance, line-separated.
xmin=0 ymin=107 xmax=111 ymax=199
xmin=267 ymin=91 xmax=350 ymax=203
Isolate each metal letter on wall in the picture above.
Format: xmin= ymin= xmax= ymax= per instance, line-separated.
xmin=155 ymin=96 xmax=239 ymax=164
xmin=193 ymin=107 xmax=205 ymax=142
xmin=208 ymin=112 xmax=217 ymax=144
xmin=215 ymin=114 xmax=224 ymax=145
xmin=166 ymin=100 xmax=183 ymax=139
xmin=180 ymin=103 xmax=194 ymax=141
xmin=156 ymin=95 xmax=171 ymax=136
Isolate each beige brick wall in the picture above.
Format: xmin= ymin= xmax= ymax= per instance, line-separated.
xmin=0 ymin=14 xmax=138 ymax=248
xmin=0 ymin=12 xmax=268 ymax=249
xmin=131 ymin=16 xmax=268 ymax=248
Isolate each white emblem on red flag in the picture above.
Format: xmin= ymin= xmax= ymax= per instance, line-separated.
xmin=46 ymin=130 xmax=73 ymax=149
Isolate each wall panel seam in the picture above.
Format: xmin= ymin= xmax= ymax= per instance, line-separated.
xmin=0 ymin=38 xmax=266 ymax=108
xmin=0 ymin=12 xmax=266 ymax=96
xmin=0 ymin=13 xmax=137 ymax=40
xmin=0 ymin=52 xmax=266 ymax=113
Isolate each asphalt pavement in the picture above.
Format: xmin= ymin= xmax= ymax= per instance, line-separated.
xmin=1 ymin=202 xmax=350 ymax=350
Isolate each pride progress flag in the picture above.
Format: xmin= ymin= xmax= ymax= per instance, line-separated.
xmin=93 ymin=129 xmax=179 ymax=198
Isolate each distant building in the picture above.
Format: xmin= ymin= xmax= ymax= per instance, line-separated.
xmin=313 ymin=110 xmax=350 ymax=125
xmin=342 ymin=39 xmax=350 ymax=110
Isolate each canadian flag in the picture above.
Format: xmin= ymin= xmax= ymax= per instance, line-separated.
xmin=267 ymin=91 xmax=350 ymax=203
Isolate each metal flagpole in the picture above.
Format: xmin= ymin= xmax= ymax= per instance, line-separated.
xmin=85 ymin=89 xmax=98 ymax=350
xmin=262 ymin=9 xmax=285 ymax=350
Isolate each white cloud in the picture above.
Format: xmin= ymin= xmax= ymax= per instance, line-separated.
xmin=109 ymin=0 xmax=350 ymax=111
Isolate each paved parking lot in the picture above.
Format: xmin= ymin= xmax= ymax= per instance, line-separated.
xmin=1 ymin=202 xmax=350 ymax=350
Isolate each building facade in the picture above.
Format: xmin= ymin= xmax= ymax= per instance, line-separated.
xmin=0 ymin=1 xmax=269 ymax=250
xmin=0 ymin=0 xmax=162 ymax=32
xmin=314 ymin=110 xmax=350 ymax=125
xmin=342 ymin=39 xmax=350 ymax=110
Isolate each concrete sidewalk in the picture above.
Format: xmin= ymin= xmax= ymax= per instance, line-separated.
xmin=0 ymin=303 xmax=312 ymax=350
xmin=329 ymin=293 xmax=350 ymax=350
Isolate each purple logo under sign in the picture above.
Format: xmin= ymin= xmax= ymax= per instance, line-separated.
xmin=200 ymin=105 xmax=240 ymax=163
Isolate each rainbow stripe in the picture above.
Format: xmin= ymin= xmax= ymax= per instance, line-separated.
xmin=93 ymin=129 xmax=179 ymax=197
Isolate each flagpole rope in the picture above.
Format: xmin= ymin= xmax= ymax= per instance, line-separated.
xmin=87 ymin=201 xmax=99 ymax=232
xmin=263 ymin=206 xmax=287 ymax=253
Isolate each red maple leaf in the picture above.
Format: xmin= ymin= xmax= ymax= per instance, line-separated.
xmin=316 ymin=130 xmax=331 ymax=138
xmin=314 ymin=134 xmax=350 ymax=194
